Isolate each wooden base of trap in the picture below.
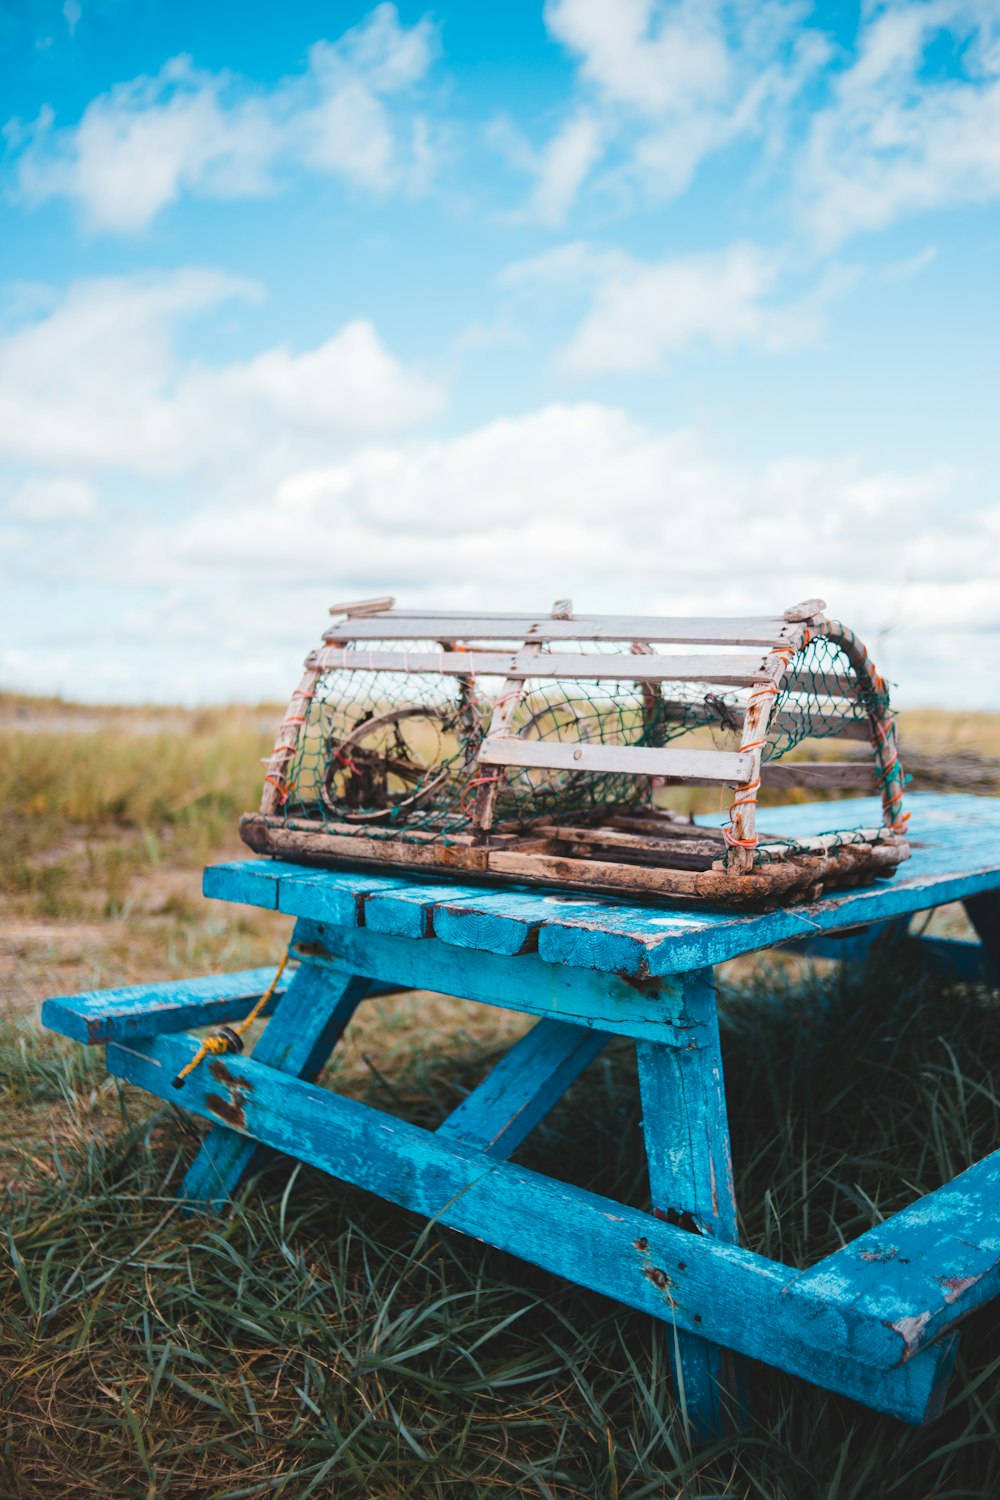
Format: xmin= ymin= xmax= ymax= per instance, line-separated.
xmin=239 ymin=808 xmax=909 ymax=909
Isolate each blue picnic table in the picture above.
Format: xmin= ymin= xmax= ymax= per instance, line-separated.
xmin=43 ymin=792 xmax=1000 ymax=1440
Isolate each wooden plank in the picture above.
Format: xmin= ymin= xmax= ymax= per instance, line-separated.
xmin=107 ymin=1029 xmax=957 ymax=1419
xmin=437 ymin=1018 xmax=609 ymax=1157
xmin=239 ymin=816 xmax=492 ymax=875
xmin=429 ymin=887 xmax=607 ymax=956
xmin=328 ymin=595 xmax=395 ymax=616
xmin=311 ymin=647 xmax=772 ymax=684
xmin=478 ymin=738 xmax=752 ymax=782
xmin=637 ymin=974 xmax=749 ymax=1437
xmin=322 ymin=615 xmax=794 ymax=646
xmin=203 ymin=858 xmax=304 ymax=909
xmin=474 ymin=638 xmax=542 ymax=833
xmin=756 ymin=827 xmax=893 ymax=857
xmin=181 ymin=961 xmax=370 ymax=1209
xmin=221 ymin=794 xmax=998 ymax=979
xmin=551 ymin=839 xmax=718 ymax=874
xmin=487 ymin=848 xmax=707 ymax=895
xmin=365 ymin=882 xmax=617 ymax=950
xmin=289 ymin=919 xmax=692 ymax=1041
xmin=204 ymin=862 xmax=594 ymax=955
xmin=536 ymin=794 xmax=1000 ymax=977
xmin=483 ymin=848 xmax=833 ymax=904
xmin=370 ymin=879 xmax=573 ymax=955
xmin=273 ymin=815 xmax=481 ymax=847
xmin=782 ymin=1145 xmax=1000 ymax=1364
xmin=761 ymin=760 xmax=878 ymax=790
xmin=362 ymin=881 xmax=489 ymax=940
xmin=42 ymin=966 xmax=290 ymax=1046
xmin=204 ymin=860 xmax=421 ymax=924
xmin=539 ymin=825 xmax=728 ymax=859
xmin=610 ymin=813 xmax=727 ymax=842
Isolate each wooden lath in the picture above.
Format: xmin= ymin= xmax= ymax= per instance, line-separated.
xmin=323 ymin=612 xmax=800 ymax=647
xmin=477 ymin=738 xmax=754 ymax=784
xmin=309 ymin=645 xmax=775 ymax=684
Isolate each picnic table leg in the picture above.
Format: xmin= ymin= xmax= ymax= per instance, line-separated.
xmin=964 ymin=892 xmax=1000 ymax=978
xmin=636 ymin=967 xmax=750 ymax=1440
xmin=181 ymin=959 xmax=368 ymax=1210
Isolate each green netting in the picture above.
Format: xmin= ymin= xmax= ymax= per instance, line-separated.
xmin=764 ymin=634 xmax=891 ymax=762
xmin=262 ymin=631 xmax=895 ymax=847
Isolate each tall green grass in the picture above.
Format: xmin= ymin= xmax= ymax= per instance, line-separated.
xmin=4 ymin=950 xmax=1000 ymax=1498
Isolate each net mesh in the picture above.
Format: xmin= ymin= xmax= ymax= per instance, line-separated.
xmin=262 ymin=632 xmax=895 ymax=846
xmin=766 ymin=634 xmax=890 ymax=760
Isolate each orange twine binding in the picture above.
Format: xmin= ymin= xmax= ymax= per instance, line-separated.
xmin=460 ymin=774 xmax=501 ymax=816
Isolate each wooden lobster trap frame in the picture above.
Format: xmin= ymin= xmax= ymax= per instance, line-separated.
xmin=241 ymin=597 xmax=910 ymax=907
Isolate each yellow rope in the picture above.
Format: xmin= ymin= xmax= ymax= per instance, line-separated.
xmin=171 ymin=947 xmax=291 ymax=1089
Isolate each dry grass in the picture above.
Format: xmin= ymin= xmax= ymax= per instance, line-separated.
xmin=2 ymin=693 xmax=1000 ymax=1497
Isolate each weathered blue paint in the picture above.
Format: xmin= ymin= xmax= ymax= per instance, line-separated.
xmin=431 ymin=888 xmax=617 ymax=956
xmin=636 ymin=970 xmax=749 ymax=1436
xmin=105 ymin=1029 xmax=958 ymax=1423
xmin=42 ymin=966 xmax=289 ymax=1045
xmin=202 ymin=794 xmax=1000 ymax=981
xmin=437 ymin=1017 xmax=609 ymax=1156
xmin=363 ymin=880 xmax=619 ymax=950
xmin=43 ymin=792 xmax=1000 ymax=1441
xmin=783 ymin=916 xmax=911 ymax=967
xmin=181 ymin=962 xmax=370 ymax=1208
xmin=291 ymin=919 xmax=693 ymax=1042
xmin=202 ymin=858 xmax=300 ymax=909
xmin=783 ymin=1145 xmax=1000 ymax=1362
xmin=363 ymin=881 xmax=478 ymax=939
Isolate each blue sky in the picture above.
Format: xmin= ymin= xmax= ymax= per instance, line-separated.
xmin=1 ymin=0 xmax=998 ymax=704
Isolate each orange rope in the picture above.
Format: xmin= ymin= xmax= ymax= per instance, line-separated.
xmin=264 ymin=774 xmax=294 ymax=804
xmin=460 ymin=774 xmax=501 ymax=816
xmin=172 ymin=947 xmax=291 ymax=1089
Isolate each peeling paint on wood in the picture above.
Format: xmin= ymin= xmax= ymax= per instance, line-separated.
xmin=42 ymin=791 xmax=1000 ymax=1444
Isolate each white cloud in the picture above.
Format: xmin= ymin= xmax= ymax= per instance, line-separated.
xmin=505 ymin=241 xmax=828 ymax=373
xmin=520 ymin=0 xmax=829 ymax=216
xmin=4 ymin=474 xmax=96 ymax=520
xmin=3 ymin=396 xmax=991 ymax=704
xmin=0 ymin=270 xmax=444 ymax=477
xmin=498 ymin=110 xmax=607 ymax=226
xmin=545 ymin=0 xmax=735 ymax=117
xmin=4 ymin=3 xmax=438 ymax=232
xmin=798 ymin=1 xmax=1000 ymax=245
xmin=530 ymin=0 xmax=1000 ymax=242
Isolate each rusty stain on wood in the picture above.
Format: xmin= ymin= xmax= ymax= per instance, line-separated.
xmin=204 ymin=1091 xmax=247 ymax=1131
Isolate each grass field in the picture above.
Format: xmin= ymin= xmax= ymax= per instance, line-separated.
xmin=3 ymin=694 xmax=1000 ymax=1498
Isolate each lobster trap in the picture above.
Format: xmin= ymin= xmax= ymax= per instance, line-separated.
xmin=240 ymin=597 xmax=910 ymax=906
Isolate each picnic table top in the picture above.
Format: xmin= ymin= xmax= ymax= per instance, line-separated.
xmin=205 ymin=793 xmax=1000 ymax=980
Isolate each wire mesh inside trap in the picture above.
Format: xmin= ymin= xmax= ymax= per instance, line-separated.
xmin=265 ymin=633 xmax=890 ymax=845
